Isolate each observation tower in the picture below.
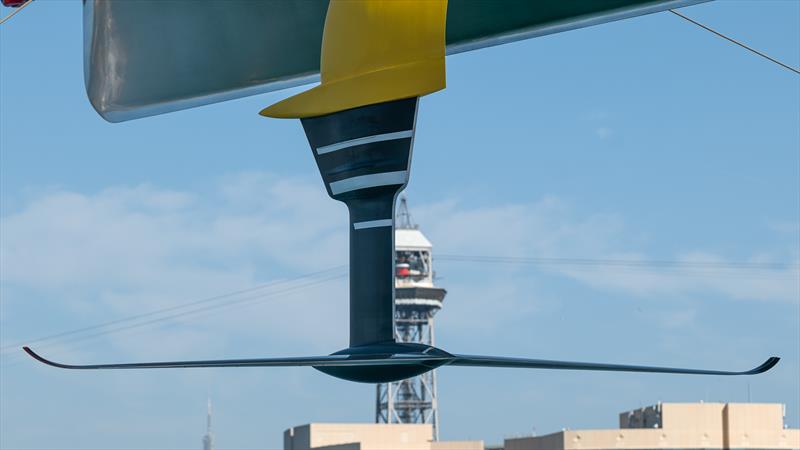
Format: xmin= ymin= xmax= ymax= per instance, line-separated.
xmin=375 ymin=197 xmax=447 ymax=440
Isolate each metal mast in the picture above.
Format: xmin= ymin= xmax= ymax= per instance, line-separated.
xmin=376 ymin=196 xmax=447 ymax=440
xmin=202 ymin=398 xmax=215 ymax=450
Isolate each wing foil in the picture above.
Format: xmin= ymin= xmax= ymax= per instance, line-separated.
xmin=25 ymin=346 xmax=777 ymax=376
xmin=22 ymin=347 xmax=449 ymax=370
xmin=448 ymin=354 xmax=780 ymax=376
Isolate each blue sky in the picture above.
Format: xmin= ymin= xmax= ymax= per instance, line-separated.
xmin=1 ymin=1 xmax=798 ymax=449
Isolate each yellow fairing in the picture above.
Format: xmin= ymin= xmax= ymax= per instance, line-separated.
xmin=261 ymin=0 xmax=447 ymax=119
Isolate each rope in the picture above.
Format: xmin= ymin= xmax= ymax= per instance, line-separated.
xmin=670 ymin=9 xmax=800 ymax=75
xmin=0 ymin=0 xmax=34 ymax=26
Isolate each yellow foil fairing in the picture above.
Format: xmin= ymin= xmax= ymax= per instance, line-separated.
xmin=261 ymin=0 xmax=447 ymax=119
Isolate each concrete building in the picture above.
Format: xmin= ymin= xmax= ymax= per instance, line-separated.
xmin=504 ymin=402 xmax=800 ymax=450
xmin=284 ymin=423 xmax=483 ymax=450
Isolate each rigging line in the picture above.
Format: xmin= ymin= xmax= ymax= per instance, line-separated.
xmin=1 ymin=272 xmax=347 ymax=362
xmin=1 ymin=273 xmax=345 ymax=369
xmin=0 ymin=265 xmax=346 ymax=352
xmin=436 ymin=254 xmax=798 ymax=271
xmin=1 ymin=267 xmax=346 ymax=352
xmin=437 ymin=262 xmax=795 ymax=281
xmin=55 ymin=274 xmax=345 ymax=346
xmin=0 ymin=0 xmax=34 ymax=26
xmin=542 ymin=265 xmax=791 ymax=281
xmin=669 ymin=9 xmax=800 ymax=75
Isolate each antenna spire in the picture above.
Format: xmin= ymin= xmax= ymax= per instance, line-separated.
xmin=202 ymin=398 xmax=215 ymax=450
xmin=207 ymin=398 xmax=212 ymax=432
xmin=396 ymin=195 xmax=417 ymax=230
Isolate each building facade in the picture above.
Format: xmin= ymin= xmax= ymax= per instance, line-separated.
xmin=284 ymin=423 xmax=482 ymax=450
xmin=504 ymin=402 xmax=800 ymax=450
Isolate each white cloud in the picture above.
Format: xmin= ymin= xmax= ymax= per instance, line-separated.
xmin=412 ymin=198 xmax=799 ymax=304
xmin=582 ymin=110 xmax=614 ymax=140
xmin=0 ymin=174 xmax=346 ymax=292
xmin=0 ymin=173 xmax=350 ymax=361
xmin=1 ymin=173 xmax=796 ymax=366
xmin=595 ymin=126 xmax=613 ymax=139
xmin=767 ymin=219 xmax=800 ymax=235
xmin=413 ymin=196 xmax=629 ymax=258
xmin=559 ymin=252 xmax=799 ymax=302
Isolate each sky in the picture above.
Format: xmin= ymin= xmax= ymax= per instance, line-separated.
xmin=1 ymin=1 xmax=799 ymax=449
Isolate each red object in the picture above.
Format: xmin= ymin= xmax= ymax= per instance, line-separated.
xmin=2 ymin=0 xmax=27 ymax=7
